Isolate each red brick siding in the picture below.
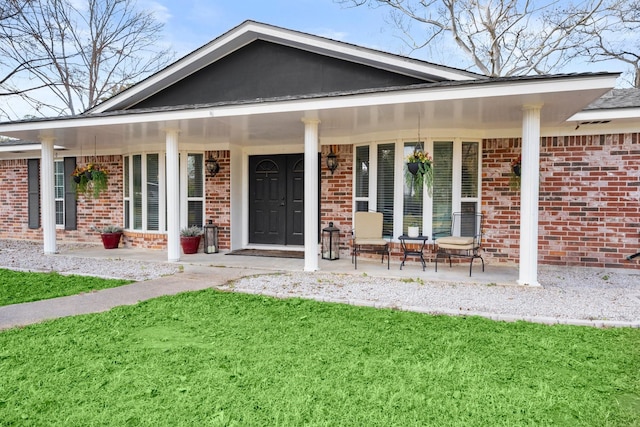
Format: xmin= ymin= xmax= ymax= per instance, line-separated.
xmin=0 ymin=159 xmax=39 ymax=240
xmin=73 ymin=155 xmax=124 ymax=243
xmin=204 ymin=150 xmax=231 ymax=250
xmin=320 ymin=145 xmax=353 ymax=256
xmin=483 ymin=134 xmax=640 ymax=270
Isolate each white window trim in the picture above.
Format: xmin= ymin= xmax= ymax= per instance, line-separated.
xmin=124 ymin=152 xmax=169 ymax=233
xmin=180 ymin=151 xmax=205 ymax=230
xmin=353 ymin=138 xmax=482 ymax=242
xmin=54 ymin=160 xmax=64 ymax=228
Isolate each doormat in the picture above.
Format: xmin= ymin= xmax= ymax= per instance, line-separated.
xmin=226 ymin=249 xmax=304 ymax=259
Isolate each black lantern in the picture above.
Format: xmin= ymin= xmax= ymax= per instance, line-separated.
xmin=326 ymin=146 xmax=338 ymax=175
xmin=322 ymin=222 xmax=340 ymax=260
xmin=203 ymin=220 xmax=219 ymax=253
xmin=206 ymin=153 xmax=220 ymax=177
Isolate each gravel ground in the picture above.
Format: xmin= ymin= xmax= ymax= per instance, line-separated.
xmin=225 ymin=269 xmax=640 ymax=324
xmin=0 ymin=239 xmax=180 ymax=281
xmin=1 ymin=239 xmax=638 ymax=325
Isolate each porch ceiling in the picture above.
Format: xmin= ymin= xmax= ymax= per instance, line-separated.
xmin=0 ymin=73 xmax=619 ymax=154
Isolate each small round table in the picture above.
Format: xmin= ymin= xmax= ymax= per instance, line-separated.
xmin=398 ymin=235 xmax=430 ymax=271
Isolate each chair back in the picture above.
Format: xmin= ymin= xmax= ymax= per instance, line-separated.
xmin=452 ymin=212 xmax=484 ymax=246
xmin=354 ymin=212 xmax=383 ymax=239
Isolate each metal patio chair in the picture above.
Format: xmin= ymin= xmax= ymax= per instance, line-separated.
xmin=351 ymin=211 xmax=390 ymax=269
xmin=435 ymin=212 xmax=485 ymax=276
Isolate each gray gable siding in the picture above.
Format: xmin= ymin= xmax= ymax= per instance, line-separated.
xmin=130 ymin=40 xmax=427 ymax=110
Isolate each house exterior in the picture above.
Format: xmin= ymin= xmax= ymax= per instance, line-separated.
xmin=0 ymin=21 xmax=638 ymax=286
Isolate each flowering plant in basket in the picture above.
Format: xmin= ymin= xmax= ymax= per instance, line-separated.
xmin=405 ymin=150 xmax=433 ymax=195
xmin=71 ymin=163 xmax=108 ymax=198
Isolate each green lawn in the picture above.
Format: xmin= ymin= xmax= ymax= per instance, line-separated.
xmin=0 ymin=288 xmax=638 ymax=426
xmin=0 ymin=268 xmax=132 ymax=306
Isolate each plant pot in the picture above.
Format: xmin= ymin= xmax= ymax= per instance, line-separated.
xmin=408 ymin=226 xmax=420 ymax=237
xmin=84 ymin=170 xmax=93 ymax=180
xmin=180 ymin=235 xmax=201 ymax=254
xmin=407 ymin=162 xmax=420 ymax=175
xmin=512 ymin=165 xmax=521 ymax=177
xmin=100 ymin=232 xmax=122 ymax=249
xmin=73 ymin=175 xmax=81 ymax=184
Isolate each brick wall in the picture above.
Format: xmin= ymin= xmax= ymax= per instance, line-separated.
xmin=3 ymin=134 xmax=638 ymax=270
xmin=320 ymin=145 xmax=353 ymax=256
xmin=204 ymin=150 xmax=231 ymax=250
xmin=483 ymin=134 xmax=640 ymax=270
xmin=73 ymin=155 xmax=124 ymax=243
xmin=0 ymin=159 xmax=38 ymax=240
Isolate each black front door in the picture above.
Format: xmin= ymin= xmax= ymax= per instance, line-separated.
xmin=249 ymin=154 xmax=304 ymax=245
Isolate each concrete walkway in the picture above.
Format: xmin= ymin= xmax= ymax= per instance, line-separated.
xmin=0 ymin=265 xmax=275 ymax=331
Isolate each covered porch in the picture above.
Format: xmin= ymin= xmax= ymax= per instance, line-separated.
xmin=0 ymin=73 xmax=619 ymax=287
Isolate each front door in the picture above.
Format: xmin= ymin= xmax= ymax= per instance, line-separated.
xmin=249 ymin=154 xmax=304 ymax=245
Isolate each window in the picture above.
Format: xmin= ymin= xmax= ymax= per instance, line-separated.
xmin=125 ymin=153 xmax=164 ymax=231
xmin=461 ymin=141 xmax=479 ymax=217
xmin=124 ymin=156 xmax=130 ymax=229
xmin=403 ymin=142 xmax=423 ymax=235
xmin=432 ymin=142 xmax=453 ymax=238
xmin=54 ymin=161 xmax=64 ymax=226
xmin=377 ymin=143 xmax=395 ymax=237
xmin=186 ymin=153 xmax=204 ymax=228
xmin=355 ymin=139 xmax=481 ymax=241
xmin=354 ymin=146 xmax=370 ymax=212
xmin=147 ymin=154 xmax=159 ymax=231
xmin=124 ymin=152 xmax=202 ymax=232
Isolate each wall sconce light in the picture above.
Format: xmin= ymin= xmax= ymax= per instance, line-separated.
xmin=326 ymin=146 xmax=338 ymax=175
xmin=205 ymin=152 xmax=220 ymax=177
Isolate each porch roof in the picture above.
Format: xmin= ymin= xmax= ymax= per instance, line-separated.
xmin=0 ymin=71 xmax=619 ymax=154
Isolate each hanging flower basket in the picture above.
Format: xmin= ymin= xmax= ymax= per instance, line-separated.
xmin=509 ymin=154 xmax=521 ymax=190
xmin=407 ymin=161 xmax=421 ymax=176
xmin=71 ymin=163 xmax=108 ymax=198
xmin=405 ymin=150 xmax=433 ymax=196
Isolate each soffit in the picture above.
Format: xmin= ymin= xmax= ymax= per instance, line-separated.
xmin=0 ymin=73 xmax=619 ymax=154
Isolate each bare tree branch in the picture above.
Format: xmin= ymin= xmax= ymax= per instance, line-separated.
xmin=0 ymin=0 xmax=174 ymax=119
xmin=335 ymin=0 xmax=609 ymax=77
xmin=574 ymin=0 xmax=640 ymax=87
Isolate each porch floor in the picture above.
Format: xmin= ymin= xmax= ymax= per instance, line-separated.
xmin=62 ymin=245 xmax=518 ymax=285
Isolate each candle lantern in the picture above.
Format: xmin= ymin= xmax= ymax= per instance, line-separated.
xmin=203 ymin=220 xmax=219 ymax=254
xmin=321 ymin=222 xmax=340 ymax=260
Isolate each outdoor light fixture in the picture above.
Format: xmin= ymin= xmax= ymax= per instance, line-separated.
xmin=203 ymin=220 xmax=219 ymax=254
xmin=205 ymin=152 xmax=220 ymax=177
xmin=326 ymin=146 xmax=338 ymax=174
xmin=321 ymin=222 xmax=340 ymax=260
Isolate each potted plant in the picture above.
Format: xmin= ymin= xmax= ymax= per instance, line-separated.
xmin=180 ymin=226 xmax=203 ymax=254
xmin=406 ymin=150 xmax=433 ymax=196
xmin=407 ymin=221 xmax=420 ymax=237
xmin=91 ymin=225 xmax=123 ymax=249
xmin=71 ymin=163 xmax=109 ymax=198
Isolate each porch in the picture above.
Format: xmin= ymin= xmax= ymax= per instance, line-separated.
xmin=58 ymin=244 xmax=519 ymax=286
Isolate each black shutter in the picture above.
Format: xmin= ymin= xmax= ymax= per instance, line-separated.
xmin=27 ymin=159 xmax=40 ymax=229
xmin=64 ymin=157 xmax=77 ymax=230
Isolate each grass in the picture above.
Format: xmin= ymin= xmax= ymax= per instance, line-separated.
xmin=0 ymin=268 xmax=132 ymax=306
xmin=0 ymin=289 xmax=638 ymax=426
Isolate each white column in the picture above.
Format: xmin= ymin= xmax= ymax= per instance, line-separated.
xmin=302 ymin=118 xmax=320 ymax=271
xmin=518 ymin=105 xmax=542 ymax=286
xmin=41 ymin=138 xmax=56 ymax=254
xmin=166 ymin=129 xmax=181 ymax=262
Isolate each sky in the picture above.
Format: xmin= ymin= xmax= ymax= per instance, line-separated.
xmin=0 ymin=0 xmax=628 ymax=120
xmin=149 ymin=0 xmax=413 ymax=62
